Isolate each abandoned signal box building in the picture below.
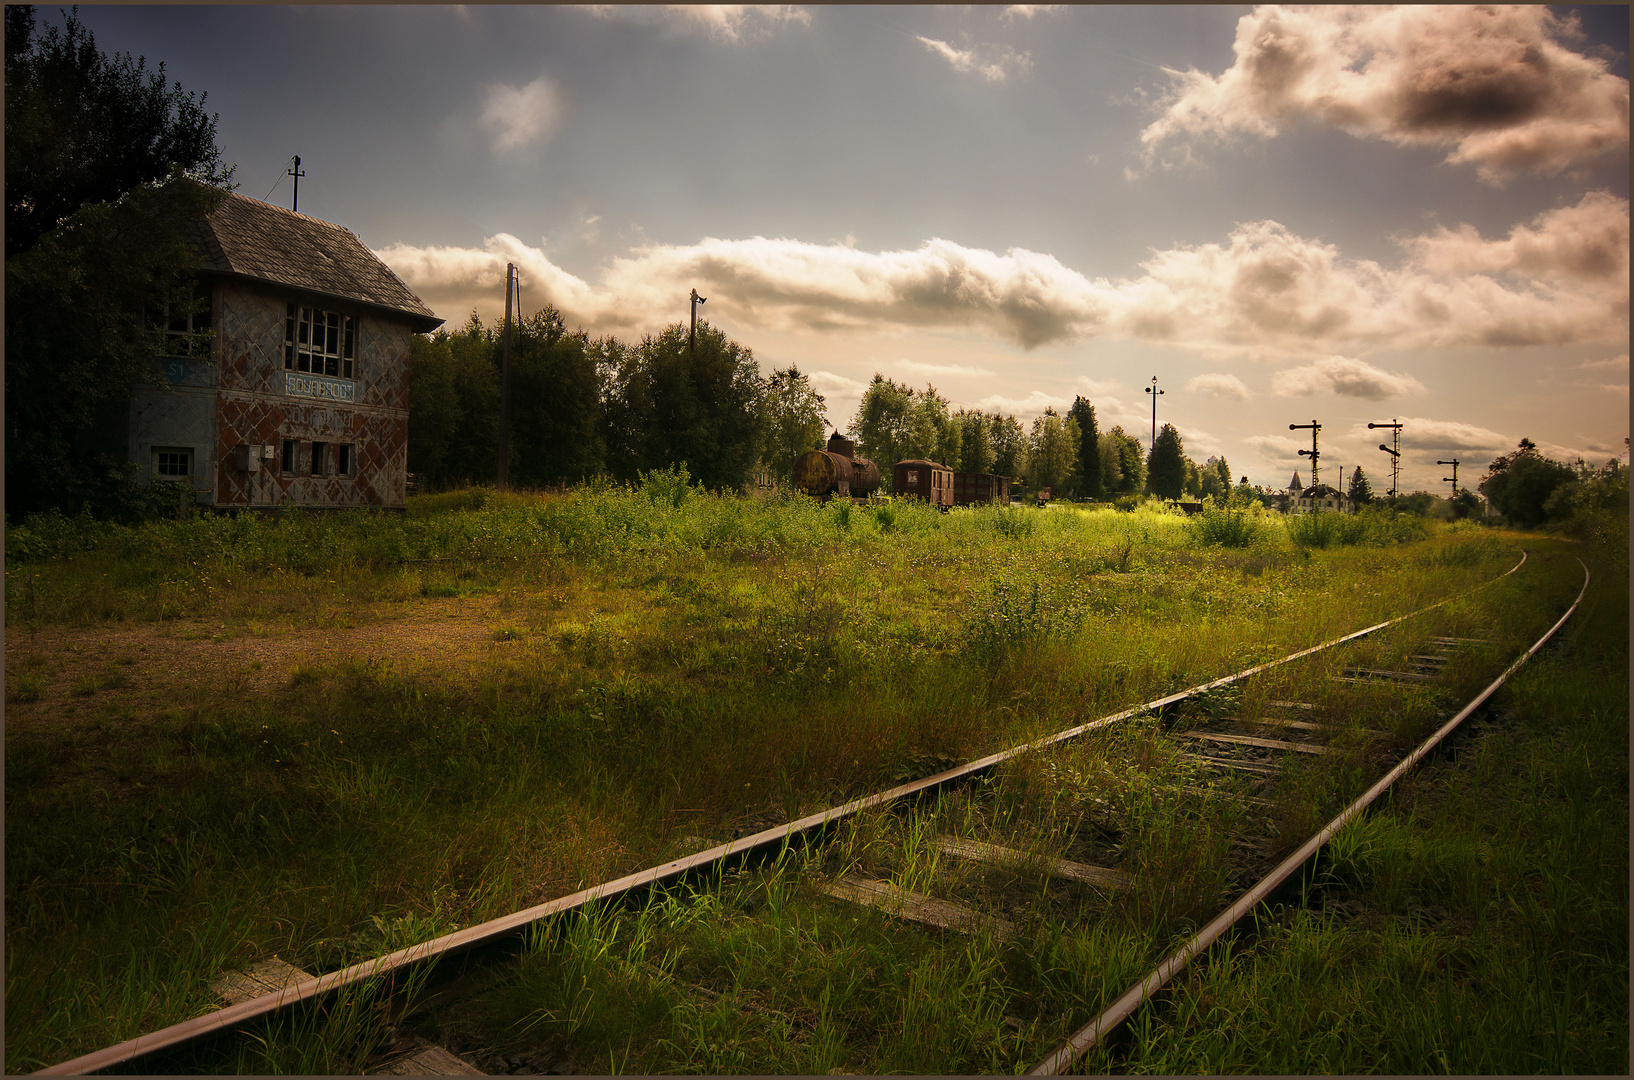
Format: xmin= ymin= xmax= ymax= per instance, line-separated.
xmin=129 ymin=192 xmax=443 ymax=509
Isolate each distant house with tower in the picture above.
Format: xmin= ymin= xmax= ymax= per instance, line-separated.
xmin=128 ymin=192 xmax=443 ymax=510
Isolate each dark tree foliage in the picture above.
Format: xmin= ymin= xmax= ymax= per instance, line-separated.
xmin=1480 ymin=439 xmax=1576 ymax=527
xmin=954 ymin=409 xmax=995 ymax=475
xmin=1146 ymin=423 xmax=1187 ymax=499
xmin=507 ymin=308 xmax=605 ymax=487
xmin=849 ymin=374 xmax=917 ymax=478
xmin=1348 ymin=465 xmax=1374 ymax=506
xmin=5 ymin=5 xmax=234 ymax=259
xmin=1068 ymin=395 xmax=1101 ymax=499
xmin=407 ymin=315 xmax=500 ymax=489
xmin=602 ymin=321 xmax=762 ymax=491
xmin=5 ymin=177 xmax=226 ymax=519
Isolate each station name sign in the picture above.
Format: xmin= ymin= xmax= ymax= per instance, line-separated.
xmin=284 ymin=371 xmax=356 ymax=403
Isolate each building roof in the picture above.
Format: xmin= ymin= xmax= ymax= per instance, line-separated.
xmin=1289 ymin=470 xmax=1302 ymax=491
xmin=188 ymin=192 xmax=443 ymax=332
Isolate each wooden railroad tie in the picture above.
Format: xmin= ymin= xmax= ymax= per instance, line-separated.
xmin=931 ymin=836 xmax=1128 ymax=889
xmin=821 ymin=875 xmax=1016 ymax=940
xmin=1177 ymin=731 xmax=1330 ymax=755
xmin=209 ymin=960 xmax=484 ymax=1076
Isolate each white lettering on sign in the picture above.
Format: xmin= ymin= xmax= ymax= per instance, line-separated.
xmin=284 ymin=371 xmax=356 ymax=403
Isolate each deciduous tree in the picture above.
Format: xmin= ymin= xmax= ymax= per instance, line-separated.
xmin=758 ymin=365 xmax=827 ymax=485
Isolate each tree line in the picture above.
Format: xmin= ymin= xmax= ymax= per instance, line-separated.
xmin=408 ymin=310 xmax=829 ymax=493
xmin=846 ymin=378 xmax=1242 ymax=501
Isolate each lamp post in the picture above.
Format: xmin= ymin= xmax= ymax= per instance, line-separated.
xmin=1144 ymin=376 xmax=1164 ymax=450
xmin=689 ymin=288 xmax=707 ymax=354
xmin=1368 ymin=419 xmax=1403 ymax=502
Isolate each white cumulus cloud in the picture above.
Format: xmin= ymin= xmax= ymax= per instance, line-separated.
xmin=375 ymin=193 xmax=1628 ymax=356
xmin=1140 ymin=6 xmax=1629 ymax=182
xmin=1186 ymin=372 xmax=1252 ymax=399
xmin=479 ymin=75 xmax=562 ymax=152
xmin=1272 ymin=356 xmax=1426 ymax=400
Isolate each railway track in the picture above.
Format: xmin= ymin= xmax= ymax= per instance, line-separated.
xmin=40 ymin=551 xmax=1591 ymax=1075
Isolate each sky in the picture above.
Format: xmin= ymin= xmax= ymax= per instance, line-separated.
xmin=70 ymin=4 xmax=1630 ymax=491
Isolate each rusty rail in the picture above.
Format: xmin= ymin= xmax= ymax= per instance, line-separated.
xmin=1028 ymin=554 xmax=1588 ymax=1075
xmin=39 ymin=553 xmax=1530 ymax=1075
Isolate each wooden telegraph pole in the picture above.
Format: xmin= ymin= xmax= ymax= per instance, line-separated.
xmin=497 ymin=263 xmax=517 ymax=489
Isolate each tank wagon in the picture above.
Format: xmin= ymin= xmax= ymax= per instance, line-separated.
xmin=792 ymin=432 xmax=881 ymax=500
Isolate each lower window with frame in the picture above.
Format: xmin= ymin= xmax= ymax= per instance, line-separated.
xmin=152 ymin=446 xmax=192 ymax=478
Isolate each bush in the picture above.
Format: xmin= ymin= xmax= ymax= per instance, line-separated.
xmin=1188 ymin=508 xmax=1263 ymax=548
xmin=1285 ymin=510 xmax=1367 ymax=549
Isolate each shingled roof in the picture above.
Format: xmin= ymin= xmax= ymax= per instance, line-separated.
xmin=188 ymin=193 xmax=442 ymax=332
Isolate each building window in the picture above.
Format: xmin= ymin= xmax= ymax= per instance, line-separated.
xmin=311 ymin=441 xmax=328 ymax=476
xmin=281 ymin=439 xmax=297 ymax=475
xmin=284 ymin=304 xmax=355 ymax=378
xmin=153 ymin=447 xmax=192 ymax=478
xmin=336 ymin=443 xmax=354 ymax=477
xmin=156 ymin=281 xmax=213 ymax=359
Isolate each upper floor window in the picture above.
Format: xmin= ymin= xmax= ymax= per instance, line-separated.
xmin=155 ymin=280 xmax=213 ymax=360
xmin=285 ymin=303 xmax=355 ymax=378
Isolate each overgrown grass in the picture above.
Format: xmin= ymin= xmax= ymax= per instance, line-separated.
xmin=4 ymin=484 xmax=1599 ymax=1072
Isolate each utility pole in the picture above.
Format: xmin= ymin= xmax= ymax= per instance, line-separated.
xmin=1144 ymin=376 xmax=1164 ymax=450
xmin=287 ymin=155 xmax=305 ymax=213
xmin=1369 ymin=419 xmax=1403 ymax=502
xmin=1438 ymin=458 xmax=1460 ymax=500
xmin=1289 ymin=420 xmax=1321 ymax=488
xmin=1337 ymin=465 xmax=1346 ymax=511
xmin=689 ymin=288 xmax=707 ymax=354
xmin=497 ymin=263 xmax=517 ymax=489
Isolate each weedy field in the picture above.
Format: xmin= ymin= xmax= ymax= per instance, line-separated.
xmin=4 ymin=480 xmax=1623 ymax=1073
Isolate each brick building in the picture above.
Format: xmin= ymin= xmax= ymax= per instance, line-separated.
xmin=129 ymin=193 xmax=443 ymax=509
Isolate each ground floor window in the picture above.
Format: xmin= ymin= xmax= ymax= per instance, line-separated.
xmin=281 ymin=439 xmax=297 ymax=475
xmin=311 ymin=441 xmax=328 ymax=476
xmin=153 ymin=447 xmax=192 ymax=478
xmin=337 ymin=443 xmax=354 ymax=477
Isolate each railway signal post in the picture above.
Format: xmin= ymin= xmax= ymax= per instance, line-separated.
xmin=1439 ymin=458 xmax=1461 ymax=499
xmin=1290 ymin=420 xmax=1321 ymax=488
xmin=1369 ymin=420 xmax=1404 ymax=502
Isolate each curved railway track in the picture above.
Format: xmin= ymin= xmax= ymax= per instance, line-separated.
xmin=41 ymin=550 xmax=1591 ymax=1076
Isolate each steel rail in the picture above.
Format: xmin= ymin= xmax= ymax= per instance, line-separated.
xmin=39 ymin=552 xmax=1529 ymax=1075
xmin=1028 ymin=553 xmax=1589 ymax=1076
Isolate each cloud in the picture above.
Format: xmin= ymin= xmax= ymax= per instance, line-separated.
xmin=1271 ymin=355 xmax=1425 ymax=400
xmin=375 ymin=193 xmax=1628 ymax=355
xmin=1140 ymin=6 xmax=1629 ymax=182
xmin=917 ymin=36 xmax=1033 ymax=83
xmin=894 ymin=359 xmax=998 ymax=379
xmin=1352 ymin=417 xmax=1509 ymax=454
xmin=1077 ymin=376 xmax=1122 ymax=397
xmin=579 ymin=5 xmax=810 ymax=42
xmin=479 ymin=75 xmax=562 ymax=152
xmin=1186 ymin=372 xmax=1251 ymax=399
xmin=1003 ymin=5 xmax=1065 ymax=20
xmin=1580 ymin=353 xmax=1629 ymax=371
xmin=971 ymin=389 xmax=1072 ymax=419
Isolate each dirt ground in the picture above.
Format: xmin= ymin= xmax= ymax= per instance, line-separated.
xmin=4 ymin=595 xmax=518 ymax=737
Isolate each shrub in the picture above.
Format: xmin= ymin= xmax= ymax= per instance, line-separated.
xmin=1188 ymin=508 xmax=1262 ymax=548
xmin=1285 ymin=510 xmax=1367 ymax=549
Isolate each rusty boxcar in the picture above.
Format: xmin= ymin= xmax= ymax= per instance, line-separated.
xmin=951 ymin=471 xmax=1011 ymax=507
xmin=893 ymin=459 xmax=955 ymax=507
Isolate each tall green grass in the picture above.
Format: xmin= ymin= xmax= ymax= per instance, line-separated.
xmin=3 ymin=484 xmax=1572 ymax=1071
